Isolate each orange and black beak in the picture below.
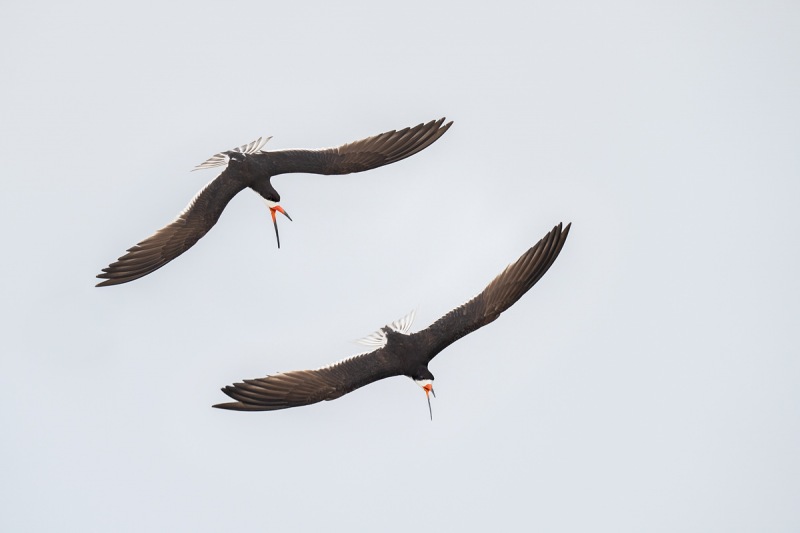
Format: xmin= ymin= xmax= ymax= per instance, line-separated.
xmin=269 ymin=205 xmax=292 ymax=248
xmin=423 ymin=383 xmax=436 ymax=420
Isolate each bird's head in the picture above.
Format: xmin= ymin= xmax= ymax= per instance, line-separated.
xmin=264 ymin=199 xmax=292 ymax=248
xmin=413 ymin=370 xmax=436 ymax=420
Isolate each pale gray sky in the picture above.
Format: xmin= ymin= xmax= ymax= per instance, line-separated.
xmin=3 ymin=1 xmax=799 ymax=531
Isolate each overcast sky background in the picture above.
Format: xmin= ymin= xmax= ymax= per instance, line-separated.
xmin=3 ymin=1 xmax=799 ymax=531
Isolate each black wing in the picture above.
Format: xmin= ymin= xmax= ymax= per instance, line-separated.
xmin=96 ymin=174 xmax=245 ymax=287
xmin=213 ymin=348 xmax=403 ymax=411
xmin=415 ymin=223 xmax=571 ymax=359
xmin=259 ymin=118 xmax=452 ymax=176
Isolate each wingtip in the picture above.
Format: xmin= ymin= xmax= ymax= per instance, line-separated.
xmin=431 ymin=117 xmax=453 ymax=130
xmin=420 ymin=117 xmax=452 ymax=130
xmin=213 ymin=387 xmax=245 ymax=410
xmin=212 ymin=400 xmax=278 ymax=412
xmin=546 ymin=222 xmax=571 ymax=252
xmin=94 ymin=271 xmax=141 ymax=287
xmin=95 ymin=276 xmax=115 ymax=288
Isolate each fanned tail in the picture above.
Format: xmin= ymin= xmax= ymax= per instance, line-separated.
xmin=356 ymin=309 xmax=417 ymax=347
xmin=192 ymin=136 xmax=272 ymax=171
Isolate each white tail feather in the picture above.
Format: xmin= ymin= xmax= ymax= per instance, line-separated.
xmin=356 ymin=309 xmax=416 ymax=347
xmin=192 ymin=135 xmax=272 ymax=171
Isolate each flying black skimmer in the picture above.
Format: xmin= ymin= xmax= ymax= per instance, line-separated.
xmin=214 ymin=222 xmax=571 ymax=418
xmin=96 ymin=118 xmax=452 ymax=287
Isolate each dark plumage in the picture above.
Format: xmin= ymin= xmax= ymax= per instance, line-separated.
xmin=96 ymin=118 xmax=452 ymax=286
xmin=214 ymin=222 xmax=571 ymax=416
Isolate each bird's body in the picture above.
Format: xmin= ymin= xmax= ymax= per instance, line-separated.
xmin=214 ymin=222 xmax=571 ymax=415
xmin=96 ymin=118 xmax=452 ymax=286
